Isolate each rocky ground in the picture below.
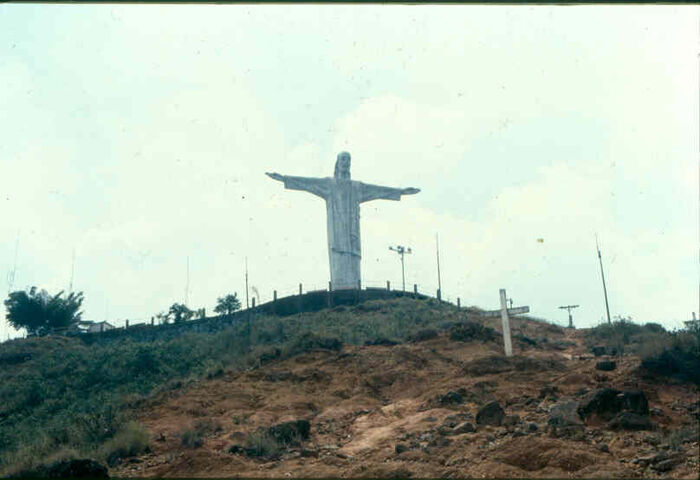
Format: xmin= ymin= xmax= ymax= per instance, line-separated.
xmin=112 ymin=321 xmax=699 ymax=478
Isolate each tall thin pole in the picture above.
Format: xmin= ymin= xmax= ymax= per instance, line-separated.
xmin=7 ymin=231 xmax=19 ymax=294
xmin=245 ymin=257 xmax=249 ymax=309
xmin=185 ymin=256 xmax=190 ymax=306
xmin=400 ymin=250 xmax=406 ymax=292
xmin=68 ymin=248 xmax=75 ymax=293
xmin=596 ymin=235 xmax=612 ymax=324
xmin=436 ymin=233 xmax=442 ymax=294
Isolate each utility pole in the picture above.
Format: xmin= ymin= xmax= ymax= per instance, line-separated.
xmin=68 ymin=248 xmax=75 ymax=293
xmin=245 ymin=257 xmax=249 ymax=309
xmin=436 ymin=233 xmax=442 ymax=298
xmin=389 ymin=245 xmax=412 ymax=291
xmin=6 ymin=231 xmax=19 ymax=294
xmin=596 ymin=235 xmax=612 ymax=324
xmin=185 ymin=256 xmax=190 ymax=306
xmin=559 ymin=304 xmax=580 ymax=328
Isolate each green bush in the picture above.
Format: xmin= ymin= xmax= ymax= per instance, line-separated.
xmin=101 ymin=421 xmax=150 ymax=466
xmin=243 ymin=430 xmax=283 ymax=459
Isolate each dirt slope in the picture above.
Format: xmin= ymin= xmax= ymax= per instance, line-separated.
xmin=113 ymin=324 xmax=699 ymax=478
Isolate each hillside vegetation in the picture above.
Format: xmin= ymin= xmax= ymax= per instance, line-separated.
xmin=0 ymin=297 xmax=697 ymax=478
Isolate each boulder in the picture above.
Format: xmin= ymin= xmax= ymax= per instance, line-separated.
xmin=548 ymin=400 xmax=583 ymax=427
xmin=395 ymin=444 xmax=409 ymax=454
xmin=591 ymin=346 xmax=606 ymax=357
xmin=595 ymin=360 xmax=616 ymax=371
xmin=578 ymin=388 xmax=649 ymax=422
xmin=607 ymin=412 xmax=653 ymax=431
xmin=439 ymin=391 xmax=463 ymax=406
xmin=476 ymin=401 xmax=505 ymax=426
xmin=548 ymin=400 xmax=585 ymax=439
xmin=267 ymin=419 xmax=311 ymax=445
xmin=503 ymin=414 xmax=521 ymax=427
xmin=451 ymin=422 xmax=476 ymax=434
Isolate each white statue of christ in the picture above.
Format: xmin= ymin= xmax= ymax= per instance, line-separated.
xmin=266 ymin=151 xmax=420 ymax=290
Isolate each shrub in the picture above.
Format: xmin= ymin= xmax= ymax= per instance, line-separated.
xmin=408 ymin=328 xmax=438 ymax=342
xmin=243 ymin=430 xmax=283 ymax=459
xmin=101 ymin=421 xmax=150 ymax=467
xmin=449 ymin=321 xmax=498 ymax=343
xmin=180 ymin=429 xmax=203 ymax=449
xmin=287 ymin=332 xmax=342 ymax=356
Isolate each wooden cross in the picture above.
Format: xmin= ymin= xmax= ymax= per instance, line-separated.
xmin=482 ymin=289 xmax=530 ymax=357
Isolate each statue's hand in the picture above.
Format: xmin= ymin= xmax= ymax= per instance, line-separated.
xmin=401 ymin=187 xmax=420 ymax=195
xmin=266 ymin=172 xmax=284 ymax=182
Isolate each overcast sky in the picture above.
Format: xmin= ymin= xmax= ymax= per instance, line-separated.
xmin=1 ymin=4 xmax=698 ymax=338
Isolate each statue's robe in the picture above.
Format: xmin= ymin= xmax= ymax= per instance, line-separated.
xmin=282 ymin=175 xmax=403 ymax=289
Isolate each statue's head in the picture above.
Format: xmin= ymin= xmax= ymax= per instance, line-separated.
xmin=334 ymin=151 xmax=351 ymax=179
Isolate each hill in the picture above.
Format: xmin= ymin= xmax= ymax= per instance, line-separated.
xmin=0 ymin=297 xmax=697 ymax=478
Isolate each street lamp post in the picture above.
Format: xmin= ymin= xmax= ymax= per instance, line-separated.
xmin=389 ymin=245 xmax=412 ymax=292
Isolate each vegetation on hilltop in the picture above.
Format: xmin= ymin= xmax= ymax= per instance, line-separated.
xmin=0 ymin=297 xmax=466 ymax=474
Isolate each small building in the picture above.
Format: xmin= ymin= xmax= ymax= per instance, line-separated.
xmin=76 ymin=320 xmax=115 ymax=333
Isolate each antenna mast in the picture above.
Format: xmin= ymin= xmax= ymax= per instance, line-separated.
xmin=185 ymin=256 xmax=190 ymax=305
xmin=245 ymin=257 xmax=249 ymax=309
xmin=68 ymin=248 xmax=75 ymax=293
xmin=7 ymin=232 xmax=19 ymax=294
xmin=436 ymin=233 xmax=442 ymax=295
xmin=596 ymin=235 xmax=612 ymax=324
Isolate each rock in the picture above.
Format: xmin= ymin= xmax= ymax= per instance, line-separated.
xmin=451 ymin=422 xmax=476 ymax=434
xmin=476 ymin=401 xmax=505 ymax=426
xmin=591 ymin=346 xmax=606 ymax=357
xmin=596 ymin=443 xmax=610 ymax=453
xmin=267 ymin=419 xmax=311 ymax=445
xmin=503 ymin=414 xmax=520 ymax=427
xmin=578 ymin=388 xmax=649 ymax=421
xmin=607 ymin=412 xmax=653 ymax=431
xmin=596 ymin=360 xmax=617 ymax=371
xmin=300 ymin=448 xmax=318 ymax=458
xmin=539 ymin=385 xmax=559 ymax=400
xmin=527 ymin=422 xmax=538 ymax=432
xmin=439 ymin=391 xmax=463 ymax=406
xmin=442 ymin=413 xmax=471 ymax=428
xmin=548 ymin=400 xmax=583 ymax=427
xmin=228 ymin=444 xmax=245 ymax=454
xmin=649 ymin=407 xmax=664 ymax=416
xmin=653 ymin=458 xmax=680 ymax=472
xmin=394 ymin=444 xmax=409 ymax=454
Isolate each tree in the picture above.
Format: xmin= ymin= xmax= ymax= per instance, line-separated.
xmin=167 ymin=303 xmax=194 ymax=324
xmin=4 ymin=287 xmax=84 ymax=336
xmin=214 ymin=293 xmax=241 ymax=316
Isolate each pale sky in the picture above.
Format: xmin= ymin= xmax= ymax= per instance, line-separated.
xmin=1 ymin=4 xmax=698 ymax=339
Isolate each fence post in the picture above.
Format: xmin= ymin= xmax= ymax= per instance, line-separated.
xmin=299 ymin=283 xmax=302 ymax=295
xmin=252 ymin=297 xmax=256 ymax=308
xmin=386 ymin=281 xmax=390 ymax=291
xmin=151 ymin=316 xmax=154 ymax=326
xmin=357 ymin=279 xmax=361 ymax=304
xmin=413 ymin=284 xmax=417 ymax=298
xmin=273 ymin=290 xmax=277 ymax=302
xmin=457 ymin=297 xmax=461 ymax=309
xmin=327 ymin=281 xmax=333 ymax=308
xmin=437 ymin=288 xmax=442 ymax=302
xmin=125 ymin=319 xmax=129 ymax=329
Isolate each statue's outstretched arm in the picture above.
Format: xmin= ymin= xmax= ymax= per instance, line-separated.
xmin=267 ymin=173 xmax=330 ymax=199
xmin=266 ymin=172 xmax=284 ymax=182
xmin=359 ymin=182 xmax=421 ymax=203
